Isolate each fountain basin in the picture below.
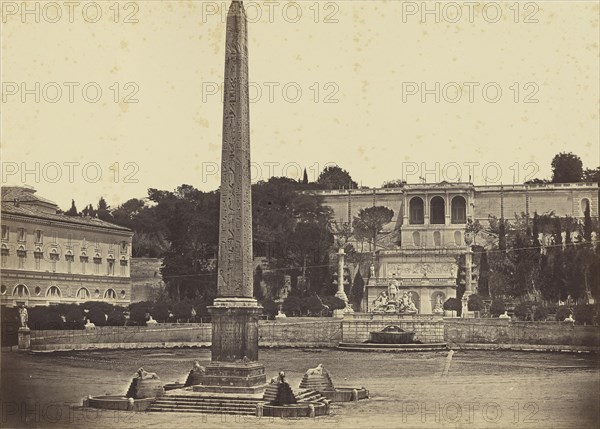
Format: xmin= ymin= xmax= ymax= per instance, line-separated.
xmin=319 ymin=387 xmax=369 ymax=402
xmin=259 ymin=401 xmax=329 ymax=418
xmin=369 ymin=330 xmax=415 ymax=344
xmin=83 ymin=395 xmax=154 ymax=411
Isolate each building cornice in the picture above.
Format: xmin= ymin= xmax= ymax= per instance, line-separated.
xmin=0 ymin=212 xmax=133 ymax=237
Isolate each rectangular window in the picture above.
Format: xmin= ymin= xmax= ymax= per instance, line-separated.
xmin=1 ymin=254 xmax=6 ymax=268
xmin=67 ymin=260 xmax=72 ymax=274
xmin=107 ymin=261 xmax=114 ymax=276
xmin=35 ymin=230 xmax=43 ymax=243
xmin=18 ymin=255 xmax=24 ymax=269
xmin=81 ymin=260 xmax=86 ymax=274
xmin=35 ymin=254 xmax=41 ymax=270
xmin=1 ymin=226 xmax=8 ymax=240
xmin=17 ymin=228 xmax=26 ymax=242
xmin=120 ymin=241 xmax=128 ymax=253
xmin=52 ymin=231 xmax=58 ymax=244
xmin=67 ymin=233 xmax=73 ymax=245
xmin=95 ymin=260 xmax=100 ymax=274
xmin=51 ymin=260 xmax=56 ymax=272
xmin=120 ymin=264 xmax=126 ymax=276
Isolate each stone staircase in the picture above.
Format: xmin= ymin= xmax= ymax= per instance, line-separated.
xmin=148 ymin=392 xmax=262 ymax=415
xmin=147 ymin=388 xmax=329 ymax=415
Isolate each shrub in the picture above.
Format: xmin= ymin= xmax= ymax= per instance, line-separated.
xmin=82 ymin=301 xmax=114 ymax=315
xmin=533 ymin=306 xmax=548 ymax=321
xmin=321 ymin=295 xmax=346 ymax=311
xmin=65 ymin=307 xmax=84 ymax=329
xmin=28 ymin=307 xmax=64 ymax=330
xmin=128 ymin=301 xmax=153 ymax=325
xmin=87 ymin=307 xmax=107 ymax=326
xmin=107 ymin=309 xmax=126 ymax=326
xmin=573 ymin=305 xmax=595 ymax=325
xmin=555 ymin=306 xmax=572 ymax=322
xmin=260 ymin=299 xmax=279 ymax=319
xmin=514 ymin=301 xmax=535 ymax=321
xmin=173 ymin=301 xmax=192 ymax=321
xmin=282 ymin=296 xmax=305 ymax=316
xmin=489 ymin=299 xmax=506 ymax=317
xmin=305 ymin=295 xmax=326 ymax=316
xmin=151 ymin=302 xmax=170 ymax=322
xmin=467 ymin=294 xmax=484 ymax=311
xmin=443 ymin=298 xmax=461 ymax=313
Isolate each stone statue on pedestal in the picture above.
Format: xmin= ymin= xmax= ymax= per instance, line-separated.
xmin=18 ymin=305 xmax=28 ymax=329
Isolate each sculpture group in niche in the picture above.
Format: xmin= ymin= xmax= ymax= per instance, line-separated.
xmin=372 ymin=289 xmax=418 ymax=314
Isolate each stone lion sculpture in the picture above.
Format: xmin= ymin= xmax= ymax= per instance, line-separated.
xmin=136 ymin=367 xmax=160 ymax=380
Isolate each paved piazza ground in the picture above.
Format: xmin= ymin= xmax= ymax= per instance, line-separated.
xmin=1 ymin=348 xmax=598 ymax=429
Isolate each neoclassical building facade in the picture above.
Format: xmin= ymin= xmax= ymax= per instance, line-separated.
xmin=1 ymin=186 xmax=133 ymax=307
xmin=314 ymin=181 xmax=599 ymax=313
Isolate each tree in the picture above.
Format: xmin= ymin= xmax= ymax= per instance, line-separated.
xmin=525 ymin=178 xmax=550 ymax=185
xmin=302 ymin=168 xmax=309 ymax=185
xmin=65 ymin=199 xmax=79 ymax=216
xmin=253 ymin=265 xmax=264 ymax=301
xmin=443 ymin=298 xmax=461 ymax=316
xmin=551 ymin=152 xmax=583 ymax=183
xmin=489 ymin=299 xmax=506 ymax=316
xmin=352 ymin=206 xmax=394 ymax=254
xmin=582 ymin=167 xmax=600 ymax=184
xmin=97 ymin=197 xmax=112 ymax=221
xmin=583 ymin=203 xmax=593 ymax=242
xmin=81 ymin=204 xmax=97 ymax=217
xmin=349 ymin=270 xmax=365 ymax=311
xmin=316 ymin=165 xmax=357 ymax=190
xmin=382 ymin=179 xmax=406 ymax=189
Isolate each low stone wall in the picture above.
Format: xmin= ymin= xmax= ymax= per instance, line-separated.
xmin=444 ymin=319 xmax=600 ymax=347
xmin=29 ymin=318 xmax=341 ymax=351
xmin=24 ymin=317 xmax=600 ymax=352
xmin=341 ymin=313 xmax=445 ymax=344
xmin=259 ymin=319 xmax=341 ymax=348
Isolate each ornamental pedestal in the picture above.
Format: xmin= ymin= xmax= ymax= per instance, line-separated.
xmin=196 ymin=298 xmax=266 ymax=394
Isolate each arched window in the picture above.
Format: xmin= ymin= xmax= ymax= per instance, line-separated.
xmin=430 ymin=196 xmax=445 ymax=224
xmin=13 ymin=284 xmax=29 ymax=297
xmin=76 ymin=287 xmax=90 ymax=300
xmin=454 ymin=230 xmax=462 ymax=246
xmin=433 ymin=231 xmax=442 ymax=247
xmin=47 ymin=286 xmax=61 ymax=297
xmin=412 ymin=231 xmax=421 ymax=247
xmin=104 ymin=289 xmax=117 ymax=300
xmin=451 ymin=196 xmax=467 ymax=224
xmin=409 ymin=197 xmax=424 ymax=224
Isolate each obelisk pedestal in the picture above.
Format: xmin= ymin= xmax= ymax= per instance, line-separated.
xmin=196 ymin=0 xmax=266 ymax=394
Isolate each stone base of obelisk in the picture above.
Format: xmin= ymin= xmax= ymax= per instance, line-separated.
xmin=196 ymin=298 xmax=266 ymax=394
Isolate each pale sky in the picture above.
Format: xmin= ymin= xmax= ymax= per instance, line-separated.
xmin=2 ymin=1 xmax=599 ymax=210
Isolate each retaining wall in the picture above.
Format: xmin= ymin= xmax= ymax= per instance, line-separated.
xmin=23 ymin=317 xmax=600 ymax=352
xmin=29 ymin=318 xmax=341 ymax=351
xmin=444 ymin=319 xmax=600 ymax=347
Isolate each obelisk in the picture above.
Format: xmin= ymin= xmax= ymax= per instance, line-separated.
xmin=199 ymin=0 xmax=266 ymax=393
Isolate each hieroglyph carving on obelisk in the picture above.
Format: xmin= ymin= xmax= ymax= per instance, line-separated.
xmin=217 ymin=1 xmax=253 ymax=298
